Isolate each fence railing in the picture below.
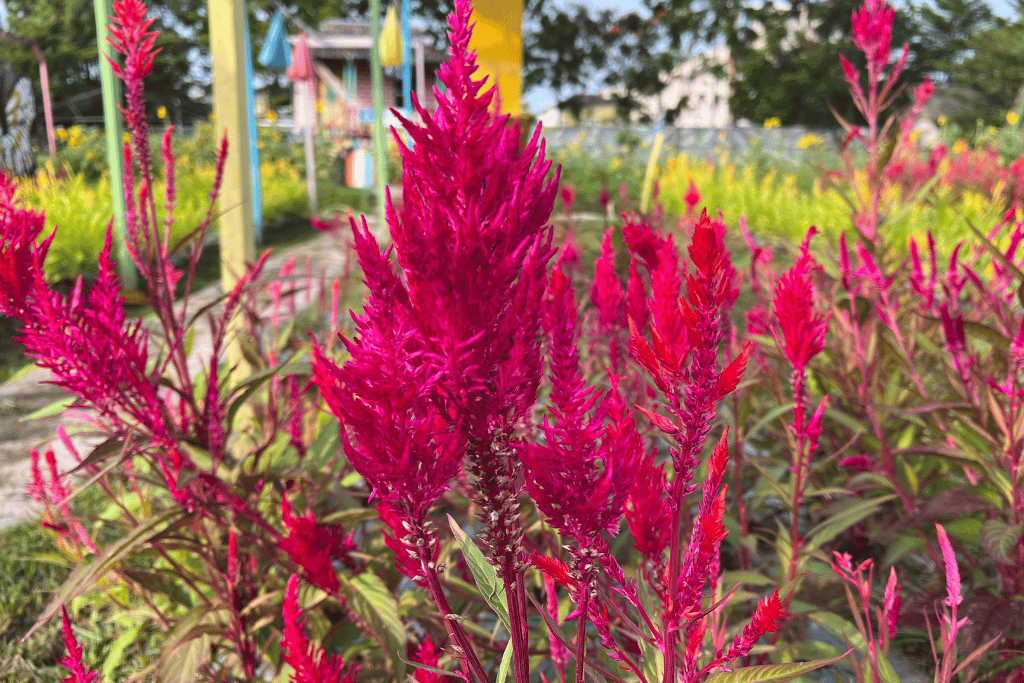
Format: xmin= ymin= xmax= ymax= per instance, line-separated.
xmin=538 ymin=125 xmax=844 ymax=162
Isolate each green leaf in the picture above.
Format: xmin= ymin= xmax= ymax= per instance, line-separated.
xmin=5 ymin=362 xmax=36 ymax=383
xmin=807 ymin=611 xmax=900 ymax=682
xmin=745 ymin=403 xmax=795 ymax=442
xmin=102 ymin=620 xmax=144 ymax=680
xmin=340 ymin=572 xmax=406 ymax=679
xmin=318 ymin=507 xmax=378 ymax=525
xmin=721 ymin=571 xmax=774 ymax=588
xmin=160 ymin=632 xmax=212 ymax=683
xmin=981 ymin=519 xmax=1023 ymax=565
xmin=69 ymin=435 xmax=127 ymax=474
xmin=447 ymin=514 xmax=510 ymax=630
xmin=704 ymin=650 xmax=851 ymax=683
xmin=881 ymin=534 xmax=927 ymax=567
xmin=120 ymin=567 xmax=195 ymax=608
xmin=495 ymin=640 xmax=514 ymax=683
xmin=807 ymin=494 xmax=897 ymax=550
xmin=23 ymin=508 xmax=184 ymax=642
xmin=20 ymin=395 xmax=74 ymax=421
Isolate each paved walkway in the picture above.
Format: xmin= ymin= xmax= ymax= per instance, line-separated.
xmin=0 ymin=227 xmax=360 ymax=530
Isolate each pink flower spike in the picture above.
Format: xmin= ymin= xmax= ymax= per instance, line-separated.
xmin=280 ymin=494 xmax=355 ymax=594
xmin=281 ymin=574 xmax=358 ymax=683
xmin=935 ymin=523 xmax=962 ymax=607
xmin=59 ymin=607 xmax=102 ymax=683
xmin=684 ymin=179 xmax=701 ymax=213
xmin=27 ymin=448 xmax=46 ymax=503
xmin=851 ymin=0 xmax=894 ymax=68
xmin=772 ymin=238 xmax=828 ymax=372
xmin=882 ymin=566 xmax=901 ymax=640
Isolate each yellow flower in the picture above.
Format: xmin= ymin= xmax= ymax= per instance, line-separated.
xmin=988 ymin=126 xmax=998 ymax=136
xmin=909 ymin=129 xmax=920 ymax=143
xmin=123 ymin=132 xmax=132 ymax=143
xmin=55 ymin=128 xmax=68 ymax=142
xmin=718 ymin=131 xmax=727 ymax=141
xmin=157 ymin=105 xmax=167 ymax=119
xmin=763 ymin=117 xmax=781 ymax=129
xmin=797 ymin=133 xmax=822 ymax=149
xmin=952 ymin=138 xmax=967 ymax=155
xmin=266 ymin=109 xmax=278 ymax=122
xmin=1008 ymin=111 xmax=1019 ymax=126
xmin=208 ymin=111 xmax=216 ymax=121
xmin=316 ymin=100 xmax=324 ymax=113
xmin=937 ymin=115 xmax=947 ymax=127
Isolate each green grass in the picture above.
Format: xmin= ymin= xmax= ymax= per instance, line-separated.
xmin=0 ymin=519 xmax=68 ymax=682
xmin=0 ymin=489 xmax=168 ymax=683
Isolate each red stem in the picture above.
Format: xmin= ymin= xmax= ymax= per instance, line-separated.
xmin=422 ymin=557 xmax=489 ymax=683
xmin=503 ymin=565 xmax=532 ymax=683
xmin=575 ymin=579 xmax=591 ymax=683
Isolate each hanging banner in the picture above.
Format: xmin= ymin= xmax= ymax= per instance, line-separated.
xmin=258 ymin=10 xmax=292 ymax=70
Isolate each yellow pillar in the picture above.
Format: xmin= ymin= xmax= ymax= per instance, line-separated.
xmin=468 ymin=0 xmax=523 ymax=116
xmin=207 ymin=0 xmax=255 ymax=376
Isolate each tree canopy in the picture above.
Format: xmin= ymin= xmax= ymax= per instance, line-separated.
xmin=2 ymin=0 xmax=1021 ymax=133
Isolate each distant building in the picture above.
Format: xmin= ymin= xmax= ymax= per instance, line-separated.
xmin=631 ymin=45 xmax=733 ymax=127
xmin=537 ymin=47 xmax=733 ymax=129
xmin=292 ymin=20 xmax=447 ymax=138
xmin=537 ymin=94 xmax=619 ymax=128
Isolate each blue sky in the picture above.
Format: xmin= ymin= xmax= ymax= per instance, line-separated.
xmin=523 ymin=0 xmax=1019 ymax=115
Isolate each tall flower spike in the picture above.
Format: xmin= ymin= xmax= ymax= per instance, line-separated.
xmin=312 ymin=217 xmax=464 ymax=522
xmin=281 ymin=574 xmax=359 ymax=683
xmin=850 ymin=0 xmax=894 ymax=69
xmin=935 ymin=523 xmax=962 ymax=608
xmin=107 ymin=0 xmax=161 ymax=177
xmin=524 ymin=262 xmax=639 ymax=545
xmin=772 ymin=228 xmax=828 ymax=373
xmin=59 ymin=607 xmax=102 ymax=683
xmin=387 ymin=0 xmax=557 ymax=435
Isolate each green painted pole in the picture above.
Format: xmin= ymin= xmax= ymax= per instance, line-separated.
xmin=92 ymin=0 xmax=135 ymax=289
xmin=370 ymin=0 xmax=388 ymax=231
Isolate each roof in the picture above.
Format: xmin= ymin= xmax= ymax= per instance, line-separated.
xmin=293 ymin=20 xmax=448 ymax=63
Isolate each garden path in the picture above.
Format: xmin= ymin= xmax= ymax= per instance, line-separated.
xmin=0 ymin=223 xmax=366 ymax=530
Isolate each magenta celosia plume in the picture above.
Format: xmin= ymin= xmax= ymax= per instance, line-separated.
xmin=281 ymin=575 xmax=358 ymax=683
xmin=310 ymin=5 xmax=557 ymax=678
xmin=384 ymin=0 xmax=557 ymax=437
xmin=523 ymin=262 xmax=641 ymax=546
xmin=59 ymin=607 xmax=102 ymax=683
xmin=772 ymin=229 xmax=828 ymax=373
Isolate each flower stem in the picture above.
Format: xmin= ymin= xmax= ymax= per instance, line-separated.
xmin=504 ymin=565 xmax=532 ymax=683
xmin=575 ymin=577 xmax=591 ymax=683
xmin=421 ymin=553 xmax=490 ymax=683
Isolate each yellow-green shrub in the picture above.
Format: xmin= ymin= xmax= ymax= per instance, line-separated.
xmin=659 ymin=153 xmax=1006 ymax=253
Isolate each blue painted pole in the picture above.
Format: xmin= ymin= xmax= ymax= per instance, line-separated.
xmin=243 ymin=8 xmax=263 ymax=242
xmin=401 ymin=0 xmax=411 ymax=112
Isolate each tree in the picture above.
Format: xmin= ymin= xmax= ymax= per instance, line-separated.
xmin=909 ymin=0 xmax=997 ymax=79
xmin=4 ymin=0 xmax=211 ymax=128
xmin=949 ymin=21 xmax=1024 ymax=125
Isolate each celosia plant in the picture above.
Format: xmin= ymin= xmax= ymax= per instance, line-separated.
xmin=12 ymin=0 xmax=1024 ymax=679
